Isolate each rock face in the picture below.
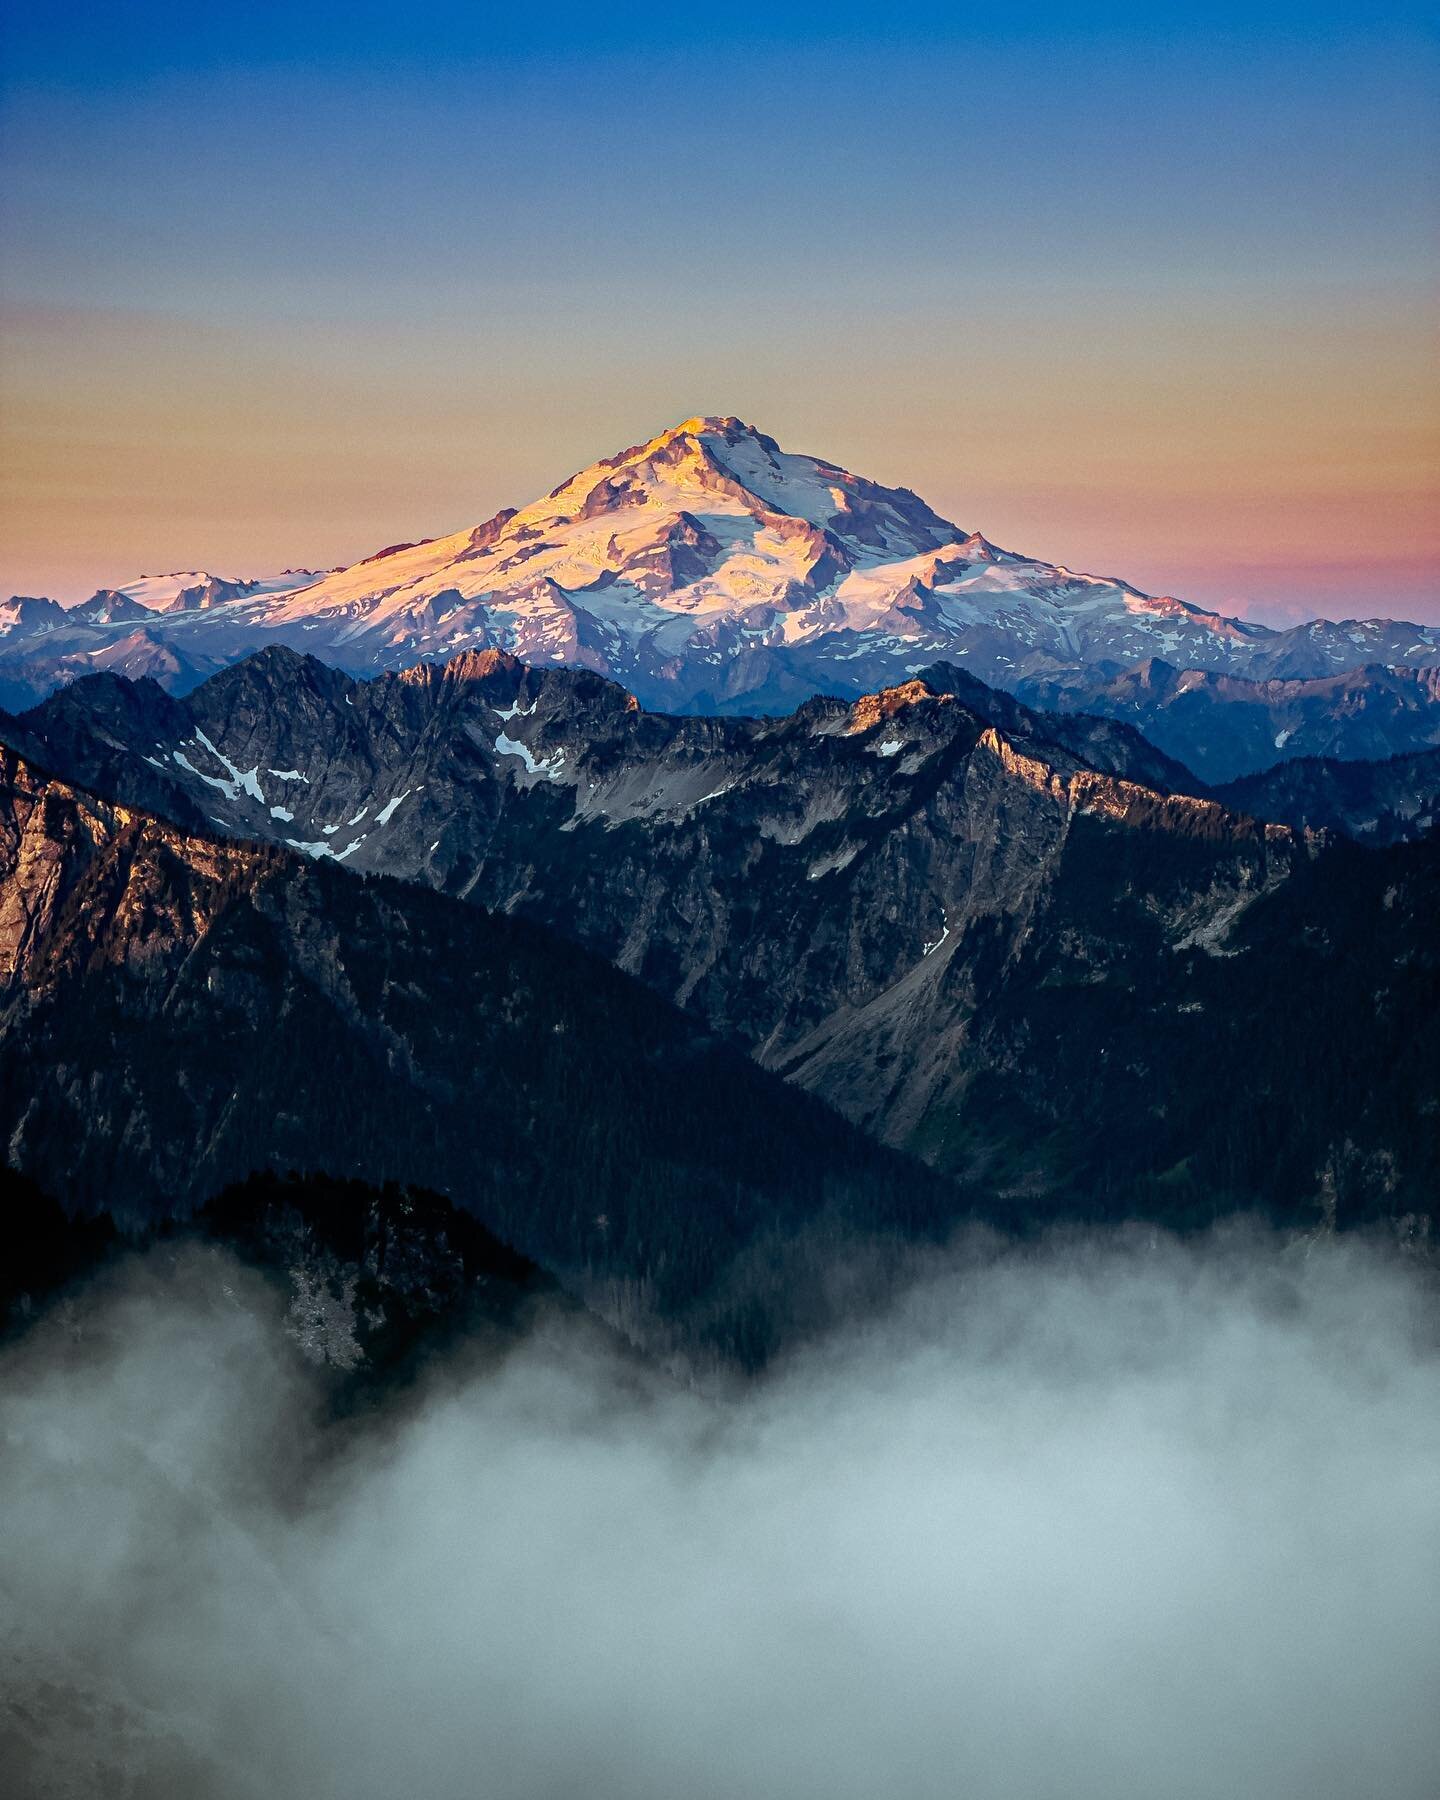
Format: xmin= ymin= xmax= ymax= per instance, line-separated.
xmin=3 ymin=419 xmax=1437 ymax=725
xmin=1024 ymin=660 xmax=1440 ymax=782
xmin=2 ymin=649 xmax=1276 ymax=1060
xmin=0 ymin=744 xmax=951 ymax=1363
xmin=0 ymin=596 xmax=68 ymax=638
xmin=10 ymin=650 xmax=1438 ymax=1228
xmin=202 ymin=1172 xmax=586 ymax=1388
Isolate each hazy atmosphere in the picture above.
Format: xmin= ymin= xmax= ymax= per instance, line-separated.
xmin=4 ymin=1230 xmax=1438 ymax=1799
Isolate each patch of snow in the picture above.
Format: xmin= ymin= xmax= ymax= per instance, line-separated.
xmin=347 ymin=806 xmax=369 ymax=825
xmin=173 ymin=748 xmax=240 ymax=800
xmin=922 ymin=917 xmax=950 ymax=956
xmin=494 ymin=699 xmax=537 ymax=720
xmin=193 ymin=729 xmax=265 ymax=802
xmin=112 ymin=571 xmax=217 ymax=609
xmin=374 ymin=789 xmax=411 ymax=825
xmin=494 ymin=732 xmax=567 ymax=781
xmin=268 ymin=768 xmax=308 ymax=782
xmin=284 ymin=839 xmax=335 ymax=860
xmin=874 ymin=738 xmax=903 ymax=758
xmin=270 ymin=806 xmax=295 ymax=822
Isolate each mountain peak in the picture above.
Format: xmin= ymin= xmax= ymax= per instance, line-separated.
xmin=612 ymin=415 xmax=768 ymax=454
xmin=583 ymin=414 xmax=779 ymax=490
xmin=7 ymin=419 xmax=1440 ymax=721
xmin=673 ymin=414 xmax=759 ymax=440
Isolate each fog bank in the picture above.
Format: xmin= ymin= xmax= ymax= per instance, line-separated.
xmin=2 ymin=1227 xmax=1438 ymax=1799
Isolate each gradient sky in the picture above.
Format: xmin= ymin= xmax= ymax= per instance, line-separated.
xmin=1 ymin=3 xmax=1436 ymax=621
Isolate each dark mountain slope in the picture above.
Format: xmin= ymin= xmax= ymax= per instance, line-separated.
xmin=4 ymin=648 xmax=1284 ymax=1087
xmin=0 ymin=1165 xmax=567 ymax=1396
xmin=783 ymin=820 xmax=1440 ymax=1226
xmin=0 ymin=747 xmax=955 ymax=1364
xmin=7 ymin=658 xmax=1437 ymax=1228
xmin=1213 ymin=745 xmax=1440 ymax=844
xmin=914 ymin=662 xmax=1203 ymax=794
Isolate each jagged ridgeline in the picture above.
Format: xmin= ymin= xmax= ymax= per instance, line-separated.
xmin=0 ymin=747 xmax=958 ymax=1366
xmin=5 ymin=651 xmax=1438 ymax=1242
xmin=4 ymin=419 xmax=1440 ymax=779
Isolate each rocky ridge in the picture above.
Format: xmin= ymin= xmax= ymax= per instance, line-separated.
xmin=9 ymin=648 xmax=1436 ymax=1226
xmin=0 ymin=742 xmax=953 ymax=1363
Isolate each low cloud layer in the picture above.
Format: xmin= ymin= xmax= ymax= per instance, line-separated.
xmin=3 ymin=1227 xmax=1438 ymax=1799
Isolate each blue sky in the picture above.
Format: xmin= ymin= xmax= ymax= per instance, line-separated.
xmin=2 ymin=3 xmax=1436 ymax=616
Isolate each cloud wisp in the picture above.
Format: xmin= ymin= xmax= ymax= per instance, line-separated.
xmin=2 ymin=1226 xmax=1438 ymax=1799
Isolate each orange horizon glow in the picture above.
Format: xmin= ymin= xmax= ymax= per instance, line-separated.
xmin=3 ymin=21 xmax=1436 ymax=624
xmin=3 ymin=293 xmax=1434 ymax=623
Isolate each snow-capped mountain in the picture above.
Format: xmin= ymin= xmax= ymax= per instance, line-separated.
xmin=73 ymin=569 xmax=321 ymax=625
xmin=0 ymin=570 xmax=322 ymax=710
xmin=2 ymin=418 xmax=1436 ymax=721
xmin=0 ymin=595 xmax=68 ymax=640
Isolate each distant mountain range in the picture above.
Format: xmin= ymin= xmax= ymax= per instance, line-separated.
xmin=7 ymin=648 xmax=1435 ymax=1239
xmin=1024 ymin=659 xmax=1440 ymax=783
xmin=4 ymin=417 xmax=1437 ymax=776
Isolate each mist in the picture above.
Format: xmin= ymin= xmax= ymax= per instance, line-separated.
xmin=2 ymin=1227 xmax=1438 ymax=1800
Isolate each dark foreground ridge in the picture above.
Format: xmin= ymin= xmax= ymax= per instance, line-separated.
xmin=0 ymin=746 xmax=957 ymax=1367
xmin=0 ymin=1166 xmax=576 ymax=1399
